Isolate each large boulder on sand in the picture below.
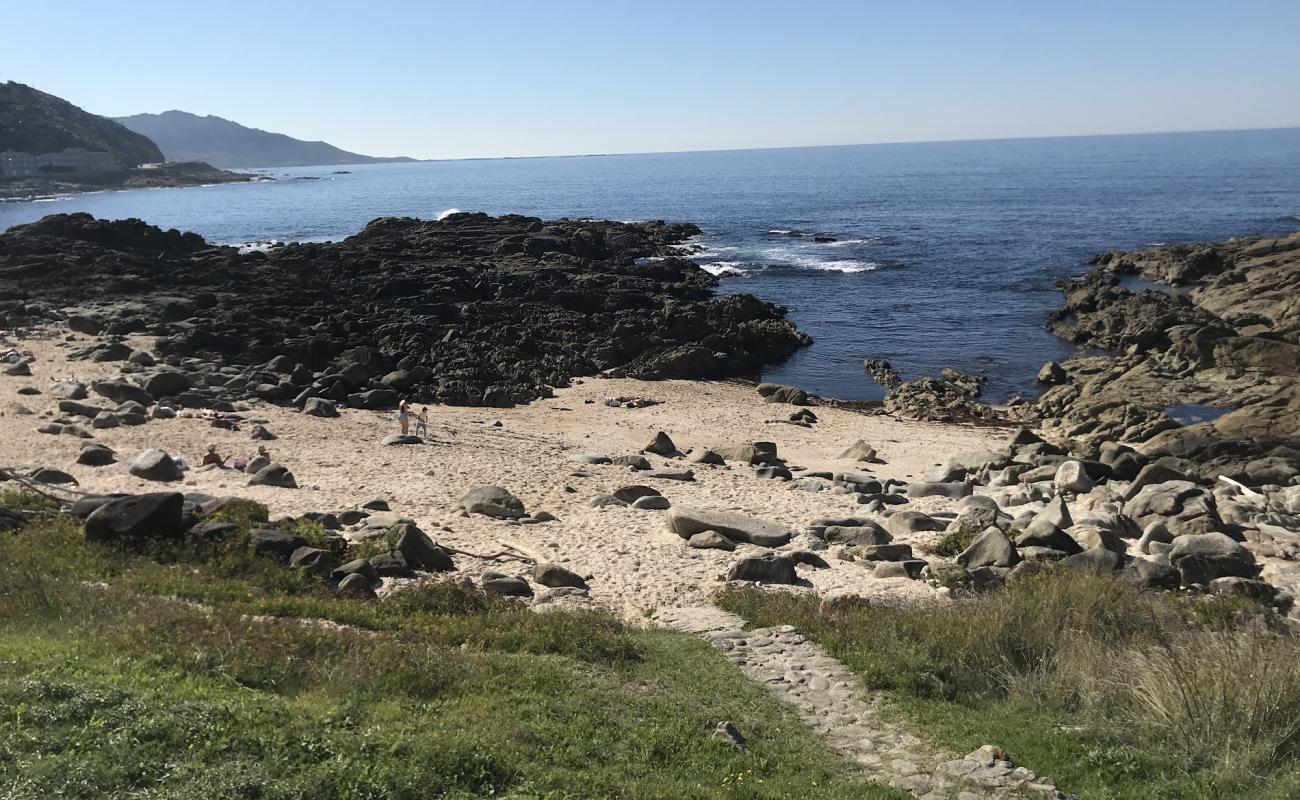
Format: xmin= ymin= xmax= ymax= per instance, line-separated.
xmin=532 ymin=562 xmax=588 ymax=589
xmin=386 ymin=523 xmax=454 ymax=571
xmin=92 ymin=379 xmax=153 ymax=405
xmin=77 ymin=442 xmax=117 ymax=466
xmin=248 ymin=464 xmax=298 ymax=488
xmin=957 ymin=527 xmax=1021 ymax=569
xmin=458 ymin=486 xmax=525 ymax=519
xmin=1169 ymin=532 xmax=1258 ymax=585
xmin=666 ymin=507 xmax=791 ymax=547
xmin=84 ymin=493 xmax=187 ymax=543
xmin=727 ymin=554 xmax=797 ymax=584
xmin=643 ymin=431 xmax=677 ymax=456
xmin=129 ymin=449 xmax=183 ymax=482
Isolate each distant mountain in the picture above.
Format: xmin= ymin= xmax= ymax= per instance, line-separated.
xmin=114 ymin=110 xmax=416 ymax=169
xmin=0 ymin=81 xmax=164 ymax=167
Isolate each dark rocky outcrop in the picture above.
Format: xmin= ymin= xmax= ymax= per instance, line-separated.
xmin=0 ymin=212 xmax=808 ymax=407
xmin=1035 ymin=232 xmax=1300 ymax=482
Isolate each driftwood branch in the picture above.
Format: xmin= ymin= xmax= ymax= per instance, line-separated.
xmin=495 ymin=539 xmax=543 ymax=564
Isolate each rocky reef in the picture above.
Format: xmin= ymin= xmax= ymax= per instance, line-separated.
xmin=1035 ymin=232 xmax=1300 ymax=482
xmin=0 ymin=211 xmax=809 ymax=407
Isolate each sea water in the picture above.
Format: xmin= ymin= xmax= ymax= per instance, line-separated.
xmin=3 ymin=128 xmax=1298 ymax=401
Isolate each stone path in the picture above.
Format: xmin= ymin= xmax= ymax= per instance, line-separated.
xmin=652 ymin=605 xmax=1070 ymax=799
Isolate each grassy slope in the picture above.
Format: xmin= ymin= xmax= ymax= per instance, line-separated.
xmin=0 ymin=501 xmax=903 ymax=800
xmin=718 ymin=576 xmax=1300 ymax=800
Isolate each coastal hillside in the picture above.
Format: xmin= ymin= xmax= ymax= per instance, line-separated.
xmin=114 ymin=110 xmax=417 ymax=168
xmin=0 ymin=81 xmax=163 ymax=167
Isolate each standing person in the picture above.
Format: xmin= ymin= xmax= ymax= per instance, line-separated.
xmin=415 ymin=407 xmax=429 ymax=437
xmin=397 ymin=397 xmax=411 ymax=436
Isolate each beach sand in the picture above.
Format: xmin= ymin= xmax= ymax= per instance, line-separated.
xmin=0 ymin=330 xmax=1010 ymax=617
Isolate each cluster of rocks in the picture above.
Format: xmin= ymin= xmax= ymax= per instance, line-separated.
xmin=876 ymin=368 xmax=1008 ymax=424
xmin=1036 ymin=232 xmax=1300 ymax=480
xmin=664 ymin=419 xmax=1297 ymax=612
xmin=0 ymin=211 xmax=810 ymax=409
xmin=884 ymin=426 xmax=1290 ymax=608
xmin=61 ymin=491 xmax=458 ymax=600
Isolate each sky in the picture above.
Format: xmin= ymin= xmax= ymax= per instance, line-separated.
xmin=6 ymin=0 xmax=1300 ymax=160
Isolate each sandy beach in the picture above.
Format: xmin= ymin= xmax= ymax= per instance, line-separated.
xmin=1 ymin=329 xmax=1008 ymax=616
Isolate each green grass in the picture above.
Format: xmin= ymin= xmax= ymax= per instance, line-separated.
xmin=0 ymin=512 xmax=906 ymax=799
xmin=925 ymin=526 xmax=978 ymax=557
xmin=718 ymin=572 xmax=1300 ymax=800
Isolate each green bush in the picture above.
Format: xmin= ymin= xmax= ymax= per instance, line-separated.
xmin=927 ymin=525 xmax=980 ymax=557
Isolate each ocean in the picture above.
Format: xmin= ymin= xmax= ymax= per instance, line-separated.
xmin=3 ymin=128 xmax=1298 ymax=401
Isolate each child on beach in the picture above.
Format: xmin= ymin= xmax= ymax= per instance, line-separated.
xmin=415 ymin=407 xmax=429 ymax=437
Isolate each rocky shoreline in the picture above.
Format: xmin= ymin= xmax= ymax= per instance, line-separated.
xmin=0 ymin=212 xmax=809 ymax=408
xmin=0 ymin=161 xmax=252 ymax=202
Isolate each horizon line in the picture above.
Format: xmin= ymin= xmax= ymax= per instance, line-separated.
xmin=351 ymin=124 xmax=1300 ymax=166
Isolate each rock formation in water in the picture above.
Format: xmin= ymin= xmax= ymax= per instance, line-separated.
xmin=0 ymin=211 xmax=810 ymax=407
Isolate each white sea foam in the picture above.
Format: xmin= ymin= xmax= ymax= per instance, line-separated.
xmin=805 ymin=259 xmax=879 ymax=273
xmin=700 ymin=261 xmax=748 ymax=277
xmin=234 ymin=240 xmax=283 ymax=254
xmin=821 ymin=237 xmax=883 ymax=247
xmin=435 ymin=207 xmax=463 ymax=220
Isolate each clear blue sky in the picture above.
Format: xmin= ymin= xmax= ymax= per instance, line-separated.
xmin=6 ymin=0 xmax=1299 ymax=160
